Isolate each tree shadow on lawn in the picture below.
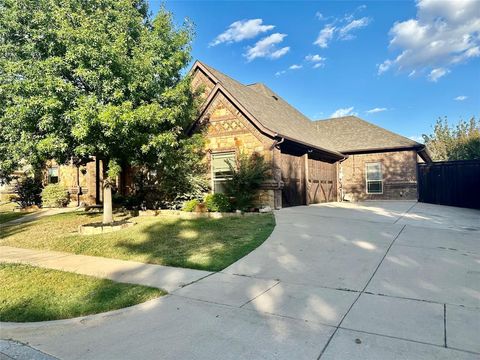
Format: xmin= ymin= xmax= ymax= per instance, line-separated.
xmin=116 ymin=215 xmax=275 ymax=272
xmin=0 ymin=212 xmax=103 ymax=245
xmin=0 ymin=263 xmax=164 ymax=323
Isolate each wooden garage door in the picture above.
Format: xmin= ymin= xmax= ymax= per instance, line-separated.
xmin=307 ymin=158 xmax=337 ymax=203
xmin=280 ymin=153 xmax=306 ymax=207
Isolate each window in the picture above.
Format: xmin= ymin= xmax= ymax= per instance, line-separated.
xmin=366 ymin=162 xmax=383 ymax=194
xmin=48 ymin=167 xmax=59 ymax=184
xmin=211 ymin=152 xmax=235 ymax=193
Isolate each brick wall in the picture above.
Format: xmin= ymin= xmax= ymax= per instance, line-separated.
xmin=339 ymin=150 xmax=418 ymax=201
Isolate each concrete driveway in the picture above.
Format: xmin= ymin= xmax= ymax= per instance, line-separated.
xmin=1 ymin=201 xmax=479 ymax=359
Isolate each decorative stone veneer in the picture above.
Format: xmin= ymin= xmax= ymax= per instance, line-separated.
xmin=43 ymin=160 xmax=97 ymax=205
xmin=339 ymin=150 xmax=418 ymax=201
xmin=193 ymin=69 xmax=280 ymax=208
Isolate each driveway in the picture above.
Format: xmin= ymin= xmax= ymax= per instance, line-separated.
xmin=1 ymin=201 xmax=479 ymax=359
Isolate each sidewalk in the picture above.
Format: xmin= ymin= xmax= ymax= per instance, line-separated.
xmin=3 ymin=207 xmax=79 ymax=226
xmin=0 ymin=246 xmax=212 ymax=292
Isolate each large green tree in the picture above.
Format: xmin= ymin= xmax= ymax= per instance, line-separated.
xmin=0 ymin=0 xmax=198 ymax=223
xmin=422 ymin=117 xmax=480 ymax=161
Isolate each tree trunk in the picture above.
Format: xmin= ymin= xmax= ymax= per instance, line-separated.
xmin=103 ymin=180 xmax=114 ymax=224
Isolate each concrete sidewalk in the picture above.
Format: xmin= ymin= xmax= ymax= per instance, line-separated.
xmin=2 ymin=207 xmax=79 ymax=226
xmin=0 ymin=246 xmax=212 ymax=292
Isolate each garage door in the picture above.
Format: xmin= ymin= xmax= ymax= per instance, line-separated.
xmin=307 ymin=158 xmax=337 ymax=203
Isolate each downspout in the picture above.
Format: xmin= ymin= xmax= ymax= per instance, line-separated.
xmin=337 ymin=156 xmax=348 ymax=202
xmin=271 ymin=136 xmax=285 ymax=209
xmin=271 ymin=136 xmax=285 ymax=187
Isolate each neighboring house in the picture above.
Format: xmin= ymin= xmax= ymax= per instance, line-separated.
xmin=3 ymin=60 xmax=431 ymax=208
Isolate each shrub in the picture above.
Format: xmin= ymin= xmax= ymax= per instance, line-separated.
xmin=14 ymin=177 xmax=42 ymax=208
xmin=224 ymin=153 xmax=269 ymax=211
xmin=112 ymin=193 xmax=141 ymax=209
xmin=41 ymin=184 xmax=69 ymax=207
xmin=204 ymin=193 xmax=232 ymax=212
xmin=182 ymin=199 xmax=200 ymax=212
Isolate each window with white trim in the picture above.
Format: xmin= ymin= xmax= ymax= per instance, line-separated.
xmin=366 ymin=162 xmax=383 ymax=194
xmin=211 ymin=152 xmax=235 ymax=193
xmin=48 ymin=167 xmax=59 ymax=184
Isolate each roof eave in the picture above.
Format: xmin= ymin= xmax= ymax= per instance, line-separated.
xmin=279 ymin=135 xmax=346 ymax=160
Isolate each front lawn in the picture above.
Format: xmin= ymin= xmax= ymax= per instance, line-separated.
xmin=0 ymin=263 xmax=164 ymax=322
xmin=0 ymin=203 xmax=24 ymax=225
xmin=0 ymin=212 xmax=275 ymax=271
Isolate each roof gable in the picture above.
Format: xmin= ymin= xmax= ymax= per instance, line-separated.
xmin=193 ymin=61 xmax=343 ymax=158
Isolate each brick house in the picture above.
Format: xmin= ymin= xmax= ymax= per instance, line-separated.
xmin=2 ymin=60 xmax=431 ymax=208
xmin=189 ymin=61 xmax=431 ymax=208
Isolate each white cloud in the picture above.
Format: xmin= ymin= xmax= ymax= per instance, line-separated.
xmin=315 ymin=12 xmax=325 ymax=20
xmin=379 ymin=0 xmax=480 ymax=80
xmin=305 ymin=54 xmax=327 ymax=68
xmin=454 ymin=95 xmax=468 ymax=101
xmin=330 ymin=107 xmax=357 ymax=118
xmin=377 ymin=59 xmax=392 ymax=74
xmin=314 ymin=25 xmax=335 ymax=48
xmin=275 ymin=70 xmax=286 ymax=77
xmin=270 ymin=46 xmax=290 ymax=59
xmin=428 ymin=67 xmax=449 ymax=82
xmin=338 ymin=17 xmax=371 ymax=40
xmin=306 ymin=54 xmax=324 ymax=62
xmin=289 ymin=64 xmax=302 ymax=70
xmin=366 ymin=107 xmax=388 ymax=114
xmin=244 ymin=33 xmax=290 ymax=61
xmin=209 ymin=19 xmax=274 ymax=47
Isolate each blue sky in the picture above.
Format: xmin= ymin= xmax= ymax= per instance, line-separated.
xmin=150 ymin=0 xmax=480 ymax=141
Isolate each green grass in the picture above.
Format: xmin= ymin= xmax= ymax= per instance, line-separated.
xmin=0 ymin=263 xmax=164 ymax=322
xmin=0 ymin=212 xmax=275 ymax=271
xmin=0 ymin=202 xmax=25 ymax=224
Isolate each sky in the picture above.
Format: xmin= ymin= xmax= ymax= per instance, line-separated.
xmin=149 ymin=0 xmax=480 ymax=141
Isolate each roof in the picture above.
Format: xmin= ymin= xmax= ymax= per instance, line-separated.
xmin=195 ymin=61 xmax=343 ymax=158
xmin=314 ymin=116 xmax=422 ymax=153
xmin=192 ymin=61 xmax=429 ymax=161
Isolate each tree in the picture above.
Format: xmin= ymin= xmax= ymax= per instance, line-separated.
xmin=422 ymin=117 xmax=480 ymax=161
xmin=0 ymin=0 xmax=198 ymax=223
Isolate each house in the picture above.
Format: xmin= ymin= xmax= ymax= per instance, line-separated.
xmin=189 ymin=60 xmax=431 ymax=208
xmin=3 ymin=60 xmax=431 ymax=209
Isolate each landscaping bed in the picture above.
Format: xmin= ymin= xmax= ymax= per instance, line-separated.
xmin=0 ymin=263 xmax=164 ymax=322
xmin=0 ymin=211 xmax=275 ymax=271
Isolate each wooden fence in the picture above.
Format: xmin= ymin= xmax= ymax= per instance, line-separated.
xmin=417 ymin=160 xmax=480 ymax=209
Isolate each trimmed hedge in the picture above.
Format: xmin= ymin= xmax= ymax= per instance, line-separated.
xmin=41 ymin=184 xmax=69 ymax=208
xmin=182 ymin=199 xmax=200 ymax=212
xmin=204 ymin=193 xmax=232 ymax=212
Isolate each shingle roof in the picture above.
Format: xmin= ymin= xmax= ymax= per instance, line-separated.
xmin=195 ymin=61 xmax=425 ymax=158
xmin=314 ymin=116 xmax=421 ymax=153
xmin=197 ymin=62 xmax=342 ymax=156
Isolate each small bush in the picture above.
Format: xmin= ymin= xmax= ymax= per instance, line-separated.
xmin=182 ymin=199 xmax=200 ymax=212
xmin=41 ymin=184 xmax=69 ymax=207
xmin=224 ymin=153 xmax=269 ymax=211
xmin=14 ymin=177 xmax=43 ymax=208
xmin=204 ymin=193 xmax=232 ymax=212
xmin=113 ymin=193 xmax=141 ymax=209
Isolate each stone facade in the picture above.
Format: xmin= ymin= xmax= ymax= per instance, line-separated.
xmin=193 ymin=69 xmax=281 ymax=209
xmin=339 ymin=150 xmax=418 ymax=201
xmin=43 ymin=160 xmax=98 ymax=205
